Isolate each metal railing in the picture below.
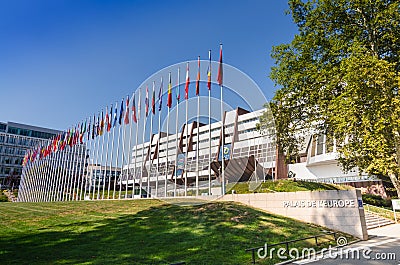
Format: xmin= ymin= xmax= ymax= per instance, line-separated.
xmin=245 ymin=232 xmax=338 ymax=264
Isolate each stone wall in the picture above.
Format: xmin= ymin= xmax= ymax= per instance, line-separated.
xmin=218 ymin=189 xmax=368 ymax=240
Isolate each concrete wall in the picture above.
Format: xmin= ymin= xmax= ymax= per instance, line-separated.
xmin=218 ymin=189 xmax=368 ymax=240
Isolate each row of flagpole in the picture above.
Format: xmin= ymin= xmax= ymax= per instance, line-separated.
xmin=18 ymin=44 xmax=225 ymax=202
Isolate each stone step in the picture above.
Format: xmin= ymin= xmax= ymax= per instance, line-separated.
xmin=365 ymin=212 xmax=395 ymax=230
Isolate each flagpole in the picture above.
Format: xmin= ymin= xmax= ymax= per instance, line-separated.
xmin=121 ymin=97 xmax=129 ymax=198
xmin=208 ymin=50 xmax=212 ymax=196
xmin=58 ymin=132 xmax=68 ymax=201
xmin=174 ymin=67 xmax=180 ymax=197
xmin=219 ymin=44 xmax=225 ymax=196
xmin=196 ymin=56 xmax=200 ymax=197
xmin=97 ymin=119 xmax=106 ymax=200
xmin=107 ymin=105 xmax=115 ymax=199
xmin=156 ymin=77 xmax=163 ymax=198
xmin=85 ymin=123 xmax=95 ymax=200
xmin=127 ymin=94 xmax=135 ymax=199
xmin=93 ymin=116 xmax=101 ymax=200
xmin=117 ymin=99 xmax=124 ymax=199
xmin=113 ymin=102 xmax=120 ymax=199
xmin=80 ymin=119 xmax=90 ymax=200
xmin=141 ymin=88 xmax=147 ymax=198
xmin=185 ymin=62 xmax=190 ymax=197
xmin=64 ymin=131 xmax=75 ymax=201
xmin=147 ymin=82 xmax=154 ymax=197
xmin=138 ymin=89 xmax=143 ymax=198
xmin=72 ymin=124 xmax=81 ymax=200
xmin=133 ymin=92 xmax=139 ymax=198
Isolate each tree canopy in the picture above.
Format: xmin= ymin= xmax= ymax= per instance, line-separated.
xmin=265 ymin=0 xmax=400 ymax=195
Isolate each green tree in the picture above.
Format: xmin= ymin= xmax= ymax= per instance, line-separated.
xmin=265 ymin=0 xmax=400 ymax=195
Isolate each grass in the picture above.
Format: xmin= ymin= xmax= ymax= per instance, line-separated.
xmin=0 ymin=200 xmax=351 ymax=265
xmin=227 ymin=179 xmax=353 ymax=194
xmin=364 ymin=203 xmax=400 ymax=222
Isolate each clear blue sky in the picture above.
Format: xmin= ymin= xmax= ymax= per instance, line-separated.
xmin=0 ymin=0 xmax=297 ymax=130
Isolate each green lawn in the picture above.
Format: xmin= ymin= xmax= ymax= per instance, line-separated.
xmin=227 ymin=179 xmax=353 ymax=194
xmin=0 ymin=200 xmax=349 ymax=264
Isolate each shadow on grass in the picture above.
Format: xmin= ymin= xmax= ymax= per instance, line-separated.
xmin=0 ymin=202 xmax=331 ymax=265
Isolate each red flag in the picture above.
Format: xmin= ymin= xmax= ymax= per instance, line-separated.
xmin=152 ymin=81 xmax=156 ymax=115
xmin=207 ymin=50 xmax=211 ymax=90
xmin=132 ymin=94 xmax=137 ymax=123
xmin=105 ymin=106 xmax=110 ymax=132
xmin=124 ymin=95 xmax=130 ymax=124
xmin=167 ymin=72 xmax=172 ymax=108
xmin=196 ymin=56 xmax=200 ymax=96
xmin=185 ymin=62 xmax=190 ymax=100
xmin=217 ymin=44 xmax=223 ymax=86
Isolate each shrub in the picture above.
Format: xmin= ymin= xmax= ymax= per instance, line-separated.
xmin=362 ymin=194 xmax=392 ymax=208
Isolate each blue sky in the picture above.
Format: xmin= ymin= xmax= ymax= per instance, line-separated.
xmin=0 ymin=0 xmax=298 ymax=130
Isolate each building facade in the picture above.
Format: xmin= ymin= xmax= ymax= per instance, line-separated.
xmin=0 ymin=121 xmax=60 ymax=189
xmin=124 ymin=107 xmax=277 ymax=197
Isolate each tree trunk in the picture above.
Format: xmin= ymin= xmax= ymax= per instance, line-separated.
xmin=388 ymin=172 xmax=400 ymax=198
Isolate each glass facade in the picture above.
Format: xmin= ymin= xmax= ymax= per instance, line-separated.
xmin=0 ymin=122 xmax=60 ymax=188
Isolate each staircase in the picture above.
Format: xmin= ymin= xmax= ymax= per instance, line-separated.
xmin=365 ymin=211 xmax=395 ymax=229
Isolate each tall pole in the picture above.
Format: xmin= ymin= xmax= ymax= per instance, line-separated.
xmin=156 ymin=77 xmax=163 ymax=198
xmin=218 ymin=44 xmax=225 ymax=195
xmin=196 ymin=56 xmax=200 ymax=196
xmin=134 ymin=92 xmax=140 ymax=198
xmin=122 ymin=97 xmax=129 ymax=198
xmin=141 ymin=86 xmax=147 ymax=198
xmin=138 ymin=89 xmax=143 ymax=198
xmin=174 ymin=68 xmax=180 ymax=197
xmin=113 ymin=102 xmax=120 ymax=199
xmin=108 ymin=104 xmax=116 ymax=199
xmin=208 ymin=50 xmax=212 ymax=195
xmin=102 ymin=112 xmax=111 ymax=200
xmin=128 ymin=94 xmax=135 ymax=198
xmin=185 ymin=62 xmax=189 ymax=197
xmin=147 ymin=82 xmax=155 ymax=197
xmin=165 ymin=72 xmax=172 ymax=197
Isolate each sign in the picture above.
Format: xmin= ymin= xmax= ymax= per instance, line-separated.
xmin=392 ymin=199 xmax=400 ymax=210
xmin=218 ymin=144 xmax=231 ymax=160
xmin=283 ymin=199 xmax=356 ymax=208
xmin=175 ymin=153 xmax=185 ymax=176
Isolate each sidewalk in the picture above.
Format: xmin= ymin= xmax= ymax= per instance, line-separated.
xmin=368 ymin=223 xmax=400 ymax=238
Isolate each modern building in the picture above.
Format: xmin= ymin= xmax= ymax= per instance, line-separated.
xmin=0 ymin=121 xmax=60 ymax=189
xmin=124 ymin=107 xmax=277 ymax=197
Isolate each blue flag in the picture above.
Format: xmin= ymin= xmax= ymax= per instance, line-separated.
xmin=113 ymin=102 xmax=118 ymax=127
xmin=158 ymin=77 xmax=163 ymax=111
xmin=118 ymin=99 xmax=124 ymax=125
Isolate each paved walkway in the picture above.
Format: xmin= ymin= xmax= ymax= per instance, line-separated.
xmin=368 ymin=223 xmax=400 ymax=238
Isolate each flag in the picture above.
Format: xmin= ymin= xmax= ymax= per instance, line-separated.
xmin=138 ymin=89 xmax=141 ymax=121
xmin=196 ymin=56 xmax=200 ymax=96
xmin=99 ymin=111 xmax=104 ymax=135
xmin=80 ymin=120 xmax=86 ymax=144
xmin=105 ymin=106 xmax=109 ymax=132
xmin=119 ymin=99 xmax=124 ymax=125
xmin=132 ymin=94 xmax=137 ymax=123
xmin=185 ymin=62 xmax=190 ymax=100
xmin=87 ymin=118 xmax=91 ymax=141
xmin=152 ymin=81 xmax=156 ymax=115
xmin=176 ymin=67 xmax=180 ymax=103
xmin=167 ymin=72 xmax=172 ymax=108
xmin=113 ymin=102 xmax=118 ymax=127
xmin=124 ymin=95 xmax=130 ymax=125
xmin=158 ymin=77 xmax=163 ymax=111
xmin=145 ymin=85 xmax=149 ymax=117
xmin=106 ymin=106 xmax=111 ymax=132
xmin=92 ymin=114 xmax=96 ymax=139
xmin=207 ymin=50 xmax=212 ymax=90
xmin=217 ymin=44 xmax=223 ymax=86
